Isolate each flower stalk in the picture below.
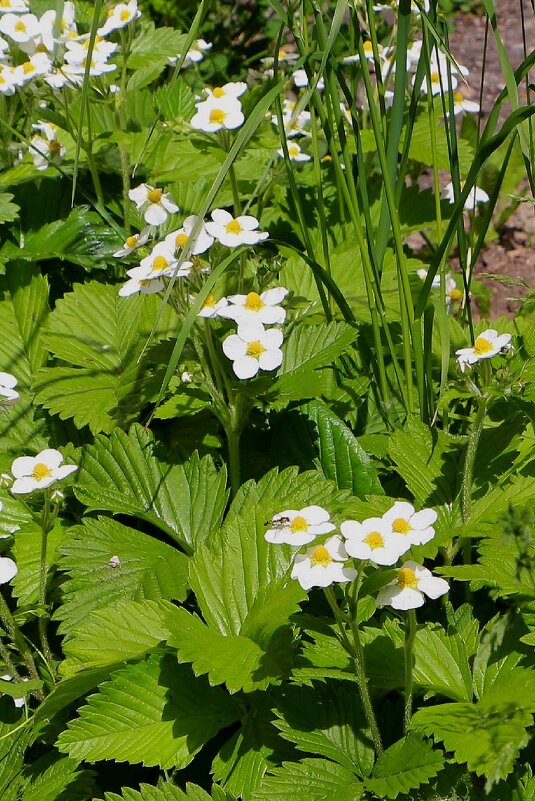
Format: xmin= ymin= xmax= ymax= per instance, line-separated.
xmin=403 ymin=608 xmax=417 ymax=734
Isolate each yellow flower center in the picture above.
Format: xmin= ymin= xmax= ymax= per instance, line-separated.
xmin=392 ymin=518 xmax=411 ymax=535
xmin=290 ymin=515 xmax=308 ymax=533
xmin=0 ymin=0 xmax=10 ymax=6
xmin=363 ymin=41 xmax=373 ymax=54
xmin=226 ymin=219 xmax=242 ymax=235
xmin=147 ymin=188 xmax=163 ymax=203
xmin=364 ymin=531 xmax=384 ymax=549
xmin=15 ymin=20 xmax=26 ymax=32
xmin=107 ymin=8 xmax=115 ymax=16
xmin=48 ymin=140 xmax=61 ymax=153
xmin=212 ymin=87 xmax=225 ymax=98
xmin=397 ymin=567 xmax=419 ymax=589
xmin=175 ymin=232 xmax=189 ymax=248
xmin=0 ymin=75 xmax=5 ymax=85
xmin=453 ymin=91 xmax=464 ymax=103
xmin=151 ymin=255 xmax=168 ymax=272
xmin=474 ymin=336 xmax=493 ymax=355
xmin=125 ymin=235 xmax=138 ymax=248
xmin=209 ymin=108 xmax=226 ymax=124
xmin=36 ymin=43 xmax=47 ymax=52
xmin=430 ymin=71 xmax=440 ymax=83
xmin=310 ymin=545 xmax=333 ymax=567
xmin=244 ymin=291 xmax=264 ymax=311
xmin=278 ymin=48 xmax=287 ymax=59
xmin=246 ymin=340 xmax=266 ymax=359
xmin=450 ymin=287 xmax=463 ymax=301
xmin=139 ymin=279 xmax=151 ymax=286
xmin=32 ymin=463 xmax=52 ymax=481
xmin=22 ymin=62 xmax=35 ymax=74
xmin=120 ymin=9 xmax=131 ymax=21
xmin=203 ymin=293 xmax=216 ymax=308
xmin=288 ymin=143 xmax=300 ymax=157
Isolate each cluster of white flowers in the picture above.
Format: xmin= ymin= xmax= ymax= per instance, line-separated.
xmin=265 ymin=501 xmax=449 ymax=609
xmin=168 ymin=38 xmax=212 ymax=69
xmin=274 ymin=99 xmax=311 ymax=162
xmin=456 ymin=328 xmax=513 ymax=373
xmin=0 ymin=0 xmax=140 ymax=171
xmin=117 ymin=189 xmax=269 ymax=297
xmin=191 ymin=81 xmax=247 ymax=133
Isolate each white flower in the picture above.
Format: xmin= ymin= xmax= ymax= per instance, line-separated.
xmin=218 ymin=288 xmax=288 ymax=325
xmin=169 ymin=38 xmax=212 ymax=68
xmin=341 ymin=517 xmax=407 ymax=565
xmin=11 ymin=448 xmax=77 ymax=494
xmin=265 ymin=505 xmax=335 ymax=546
xmin=190 ymin=96 xmax=244 ymax=133
xmin=62 ymin=57 xmax=116 ymax=79
xmin=13 ymin=52 xmax=51 ymax=85
xmin=0 ymin=674 xmax=28 ymax=708
xmin=444 ymin=182 xmax=489 ymax=208
xmin=0 ymin=557 xmax=17 ymax=584
xmin=0 ymin=372 xmax=18 ymax=407
xmin=278 ymin=141 xmax=311 ymax=162
xmin=164 ymin=215 xmax=214 ymax=256
xmin=118 ymin=275 xmax=164 ymax=297
xmin=128 ymin=183 xmax=179 ymax=226
xmin=417 ymin=270 xmax=462 ymax=308
xmin=43 ymin=66 xmax=71 ymax=89
xmin=205 ymin=81 xmax=247 ymax=100
xmin=456 ymin=329 xmax=512 ymax=372
xmin=0 ymin=12 xmax=40 ymax=43
xmin=97 ymin=0 xmax=140 ymax=36
xmin=65 ymin=37 xmax=117 ymax=65
xmin=197 ymin=293 xmax=228 ymax=318
xmin=137 ymin=242 xmax=181 ymax=278
xmin=30 ymin=133 xmax=65 ymax=171
xmin=291 ymin=536 xmax=357 ymax=590
xmin=261 ymin=48 xmax=298 ymax=66
xmin=382 ymin=502 xmax=437 ymax=547
xmin=113 ymin=227 xmax=151 ymax=257
xmin=0 ymin=65 xmax=17 ymax=95
xmin=293 ymin=69 xmax=324 ymax=90
xmin=0 ymin=0 xmax=28 ymax=13
xmin=39 ymin=3 xmax=77 ymax=49
xmin=222 ymin=320 xmax=283 ymax=379
xmin=205 ymin=209 xmax=268 ymax=247
xmin=377 ymin=561 xmax=449 ymax=610
xmin=271 ymin=102 xmax=311 ymax=137
xmin=452 ymin=91 xmax=480 ymax=115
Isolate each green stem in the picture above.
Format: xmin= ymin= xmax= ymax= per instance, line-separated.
xmin=325 ymin=587 xmax=383 ymax=756
xmin=38 ymin=493 xmax=54 ymax=673
xmin=0 ymin=593 xmax=41 ymax=693
xmin=403 ymin=609 xmax=417 ymax=734
xmin=226 ymin=417 xmax=241 ymax=500
xmin=460 ymin=396 xmax=488 ymax=524
xmin=0 ymin=636 xmax=20 ymax=680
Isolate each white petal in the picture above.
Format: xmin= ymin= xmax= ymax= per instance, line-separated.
xmin=0 ymin=557 xmax=17 ymax=584
xmin=258 ymin=349 xmax=283 ymax=372
xmin=261 ymin=287 xmax=288 ymax=305
xmin=128 ymin=184 xmax=149 ymax=206
xmin=211 ymin=208 xmax=233 ymax=225
xmin=222 ymin=335 xmax=248 ymax=360
xmin=260 ymin=328 xmax=284 ymax=349
xmin=236 ymin=215 xmax=260 ymax=231
xmin=418 ymin=575 xmax=450 ymax=599
xmin=232 ymin=355 xmax=260 ymax=379
xmin=144 ymin=204 xmax=168 ymax=226
xmin=11 ymin=456 xmax=36 ymax=478
xmin=410 ymin=508 xmax=437 ymax=529
xmin=382 ymin=501 xmax=415 ymax=524
xmin=38 ymin=449 xmax=63 ymax=469
xmin=301 ymin=505 xmax=331 ymax=524
xmin=11 ymin=477 xmax=39 ymax=494
xmin=223 ymin=110 xmax=244 ymax=129
xmin=0 ymin=372 xmax=17 ymax=389
xmin=259 ymin=306 xmax=286 ymax=325
xmin=54 ymin=464 xmax=78 ymax=480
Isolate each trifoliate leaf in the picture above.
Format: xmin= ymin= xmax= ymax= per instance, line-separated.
xmin=251 ymin=758 xmax=363 ymax=801
xmin=57 ymin=654 xmax=241 ymax=769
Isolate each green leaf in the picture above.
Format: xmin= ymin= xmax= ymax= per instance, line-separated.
xmin=0 ymin=720 xmax=33 ymax=801
xmin=34 ymin=282 xmax=179 ymax=433
xmin=129 ymin=22 xmax=186 ymax=67
xmin=21 ymin=752 xmax=96 ymax=801
xmin=60 ymin=599 xmax=174 ymax=676
xmin=0 ymin=191 xmax=19 ymax=223
xmin=54 ymin=516 xmax=188 ymax=633
xmin=154 ymin=78 xmax=196 ymax=120
xmin=166 ymin=605 xmax=296 ymax=693
xmin=273 ymin=682 xmax=374 ymax=778
xmin=189 ymin=467 xmax=351 ymax=636
xmin=102 ymin=782 xmax=231 ymax=801
xmin=74 ymin=424 xmax=228 ymax=551
xmin=12 ymin=518 xmax=67 ymax=606
xmin=413 ymin=625 xmax=473 ymax=702
xmin=272 ymin=401 xmax=383 ymax=498
xmin=252 ymin=758 xmax=363 ymax=801
xmin=364 ymin=733 xmax=444 ymax=799
xmin=57 ymin=654 xmax=241 ymax=769
xmin=276 ymin=322 xmax=357 ymax=378
xmin=412 ymin=700 xmax=533 ymax=791
xmin=405 ymin=112 xmax=474 ymax=174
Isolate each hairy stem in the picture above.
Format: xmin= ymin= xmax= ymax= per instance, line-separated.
xmin=403 ymin=609 xmax=417 ymax=734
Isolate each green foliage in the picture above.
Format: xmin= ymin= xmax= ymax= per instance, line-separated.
xmin=364 ymin=734 xmax=444 ymax=799
xmin=252 ymin=758 xmax=364 ymax=801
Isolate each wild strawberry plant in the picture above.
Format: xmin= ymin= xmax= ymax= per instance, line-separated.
xmin=0 ymin=0 xmax=533 ymax=799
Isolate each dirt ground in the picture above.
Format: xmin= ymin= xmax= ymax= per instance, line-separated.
xmin=449 ymin=0 xmax=535 ymax=318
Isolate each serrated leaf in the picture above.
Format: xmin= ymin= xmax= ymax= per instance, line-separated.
xmin=272 ymin=402 xmax=383 ymax=498
xmin=252 ymin=758 xmax=363 ymax=801
xmin=54 ymin=516 xmax=188 ymax=633
xmin=412 ymin=700 xmax=533 ymax=791
xmin=102 ymin=782 xmax=229 ymax=801
xmin=165 ymin=603 xmax=296 ymax=693
xmin=154 ymin=78 xmax=196 ymax=120
xmin=57 ymin=654 xmax=241 ymax=769
xmin=12 ymin=518 xmax=67 ymax=606
xmin=413 ymin=625 xmax=473 ymax=702
xmin=273 ymin=682 xmax=374 ymax=778
xmin=129 ymin=23 xmax=186 ymax=67
xmin=34 ymin=282 xmax=179 ymax=433
xmin=0 ymin=720 xmax=33 ymax=801
xmin=74 ymin=425 xmax=227 ymax=551
xmin=189 ymin=467 xmax=351 ymax=636
xmin=364 ymin=733 xmax=444 ymax=799
xmin=21 ymin=752 xmax=96 ymax=801
xmin=0 ymin=191 xmax=19 ymax=223
xmin=60 ymin=599 xmax=174 ymax=676
xmin=276 ymin=322 xmax=356 ymax=378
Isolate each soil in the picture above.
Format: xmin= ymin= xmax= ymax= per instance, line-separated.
xmin=448 ymin=0 xmax=535 ymax=318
